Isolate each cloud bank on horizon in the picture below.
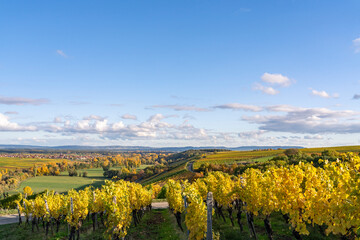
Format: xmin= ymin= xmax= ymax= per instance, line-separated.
xmin=0 ymin=1 xmax=359 ymax=147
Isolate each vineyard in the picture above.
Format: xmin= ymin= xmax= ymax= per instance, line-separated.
xmin=192 ymin=146 xmax=360 ymax=170
xmin=3 ymin=149 xmax=360 ymax=239
xmin=15 ymin=180 xmax=152 ymax=239
xmin=192 ymin=150 xmax=284 ymax=170
xmin=166 ymin=152 xmax=360 ymax=240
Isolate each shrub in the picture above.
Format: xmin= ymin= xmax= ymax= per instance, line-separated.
xmin=284 ymin=148 xmax=299 ymax=157
xmin=68 ymin=169 xmax=78 ymax=177
xmin=0 ymin=193 xmax=21 ymax=209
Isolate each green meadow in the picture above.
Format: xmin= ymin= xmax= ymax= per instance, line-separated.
xmin=9 ymin=166 xmax=150 ymax=194
xmin=9 ymin=175 xmax=105 ymax=194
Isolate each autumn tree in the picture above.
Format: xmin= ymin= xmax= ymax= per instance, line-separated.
xmin=23 ymin=186 xmax=33 ymax=197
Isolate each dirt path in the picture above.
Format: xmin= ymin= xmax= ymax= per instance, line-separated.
xmin=187 ymin=162 xmax=194 ymax=172
xmin=151 ymin=201 xmax=169 ymax=209
xmin=0 ymin=214 xmax=24 ymax=225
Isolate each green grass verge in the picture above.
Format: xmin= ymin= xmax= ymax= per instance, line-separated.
xmin=127 ymin=209 xmax=186 ymax=240
xmin=0 ymin=209 xmax=185 ymax=240
xmin=212 ymin=211 xmax=340 ymax=240
xmin=0 ymin=209 xmax=17 ymax=216
xmin=0 ymin=216 xmax=104 ymax=240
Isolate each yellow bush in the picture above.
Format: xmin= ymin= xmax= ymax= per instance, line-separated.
xmin=23 ymin=186 xmax=33 ymax=196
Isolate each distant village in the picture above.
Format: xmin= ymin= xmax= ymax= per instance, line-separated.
xmin=0 ymin=153 xmax=104 ymax=161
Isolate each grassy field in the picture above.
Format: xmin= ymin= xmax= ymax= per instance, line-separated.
xmin=59 ymin=167 xmax=107 ymax=177
xmin=0 ymin=157 xmax=64 ymax=170
xmin=9 ymin=175 xmax=105 ymax=194
xmin=9 ymin=165 xmax=149 ymax=195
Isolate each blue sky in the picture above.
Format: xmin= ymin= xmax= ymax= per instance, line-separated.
xmin=0 ymin=0 xmax=360 ymax=147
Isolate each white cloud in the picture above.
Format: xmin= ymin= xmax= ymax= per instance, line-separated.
xmin=353 ymin=38 xmax=360 ymax=53
xmin=4 ymin=111 xmax=18 ymax=115
xmin=238 ymin=130 xmax=267 ymax=139
xmin=112 ymin=121 xmax=125 ymax=130
xmin=0 ymin=96 xmax=49 ymax=105
xmin=83 ymin=115 xmax=106 ymax=121
xmin=121 ymin=114 xmax=137 ymax=120
xmin=147 ymin=113 xmax=165 ymax=122
xmin=0 ymin=113 xmax=36 ymax=131
xmin=56 ymin=50 xmax=67 ymax=58
xmin=261 ymin=73 xmax=293 ymax=87
xmin=76 ymin=120 xmax=90 ymax=130
xmin=265 ymin=105 xmax=303 ymax=112
xmin=213 ymin=103 xmax=263 ymax=112
xmin=54 ymin=117 xmax=62 ymax=123
xmin=242 ymin=106 xmax=360 ymax=134
xmin=95 ymin=119 xmax=108 ymax=132
xmin=304 ymin=135 xmax=323 ymax=140
xmin=310 ymin=89 xmax=339 ymax=98
xmin=151 ymin=105 xmax=209 ymax=112
xmin=24 ymin=113 xmax=221 ymax=141
xmin=353 ymin=94 xmax=360 ymax=100
xmin=253 ymin=83 xmax=279 ymax=95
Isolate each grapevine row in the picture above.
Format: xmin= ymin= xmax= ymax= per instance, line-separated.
xmin=166 ymin=152 xmax=360 ymax=239
xmin=17 ymin=180 xmax=152 ymax=239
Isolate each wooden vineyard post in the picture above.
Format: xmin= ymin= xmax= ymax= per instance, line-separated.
xmin=183 ymin=192 xmax=189 ymax=238
xmin=70 ymin=197 xmax=74 ymax=214
xmin=92 ymin=192 xmax=97 ymax=231
xmin=68 ymin=197 xmax=74 ymax=240
xmin=112 ymin=196 xmax=125 ymax=240
xmin=207 ymin=192 xmax=213 ymax=240
xmin=17 ymin=203 xmax=22 ymax=225
xmin=23 ymin=201 xmax=29 ymax=226
xmin=45 ymin=199 xmax=49 ymax=213
xmin=32 ymin=201 xmax=38 ymax=232
xmin=44 ymin=199 xmax=50 ymax=236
